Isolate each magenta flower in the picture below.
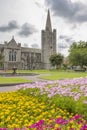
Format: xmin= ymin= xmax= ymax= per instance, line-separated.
xmin=29 ymin=120 xmax=44 ymax=129
xmin=74 ymin=114 xmax=82 ymax=120
xmin=81 ymin=124 xmax=87 ymax=130
xmin=0 ymin=128 xmax=7 ymax=130
xmin=56 ymin=117 xmax=68 ymax=125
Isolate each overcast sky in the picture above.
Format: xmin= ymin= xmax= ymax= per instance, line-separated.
xmin=0 ymin=0 xmax=87 ymax=56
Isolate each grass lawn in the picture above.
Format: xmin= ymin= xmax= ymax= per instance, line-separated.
xmin=0 ymin=77 xmax=32 ymax=84
xmin=7 ymin=69 xmax=50 ymax=74
xmin=39 ymin=70 xmax=87 ymax=80
xmin=0 ymin=70 xmax=87 ymax=83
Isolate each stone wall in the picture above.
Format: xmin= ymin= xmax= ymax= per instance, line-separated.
xmin=41 ymin=29 xmax=56 ymax=69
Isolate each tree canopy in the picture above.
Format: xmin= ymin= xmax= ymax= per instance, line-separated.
xmin=49 ymin=53 xmax=63 ymax=68
xmin=69 ymin=41 xmax=87 ymax=67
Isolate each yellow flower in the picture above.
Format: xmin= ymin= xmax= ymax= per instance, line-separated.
xmin=24 ymin=119 xmax=29 ymax=123
xmin=6 ymin=116 xmax=10 ymax=122
xmin=1 ymin=115 xmax=4 ymax=119
xmin=55 ymin=124 xmax=59 ymax=128
xmin=67 ymin=126 xmax=71 ymax=130
xmin=28 ymin=122 xmax=33 ymax=126
xmin=56 ymin=115 xmax=61 ymax=118
xmin=51 ymin=109 xmax=55 ymax=114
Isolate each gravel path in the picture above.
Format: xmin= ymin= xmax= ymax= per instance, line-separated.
xmin=0 ymin=86 xmax=18 ymax=92
xmin=0 ymin=74 xmax=49 ymax=92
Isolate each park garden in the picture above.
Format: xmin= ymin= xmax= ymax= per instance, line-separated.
xmin=0 ymin=70 xmax=87 ymax=130
xmin=0 ymin=41 xmax=87 ymax=129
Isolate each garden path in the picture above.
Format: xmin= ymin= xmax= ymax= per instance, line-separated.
xmin=0 ymin=74 xmax=50 ymax=92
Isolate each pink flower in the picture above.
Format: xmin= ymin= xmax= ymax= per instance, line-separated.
xmin=74 ymin=93 xmax=81 ymax=101
xmin=83 ymin=100 xmax=87 ymax=104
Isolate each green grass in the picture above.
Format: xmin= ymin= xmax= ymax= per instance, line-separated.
xmin=14 ymin=69 xmax=87 ymax=80
xmin=7 ymin=69 xmax=50 ymax=74
xmin=39 ymin=71 xmax=87 ymax=80
xmin=1 ymin=69 xmax=87 ymax=81
xmin=0 ymin=77 xmax=32 ymax=84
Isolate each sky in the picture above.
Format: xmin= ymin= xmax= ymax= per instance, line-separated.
xmin=0 ymin=0 xmax=87 ymax=56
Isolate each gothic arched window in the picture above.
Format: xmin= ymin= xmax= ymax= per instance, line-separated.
xmin=9 ymin=51 xmax=16 ymax=61
xmin=9 ymin=51 xmax=12 ymax=61
xmin=13 ymin=51 xmax=16 ymax=61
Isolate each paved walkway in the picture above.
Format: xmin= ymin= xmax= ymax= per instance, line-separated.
xmin=0 ymin=74 xmax=49 ymax=92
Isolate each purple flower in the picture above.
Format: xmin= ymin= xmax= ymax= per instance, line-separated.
xmin=74 ymin=93 xmax=81 ymax=101
xmin=56 ymin=117 xmax=68 ymax=125
xmin=81 ymin=124 xmax=87 ymax=130
xmin=39 ymin=120 xmax=44 ymax=125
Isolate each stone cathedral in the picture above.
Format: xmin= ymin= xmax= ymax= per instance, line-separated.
xmin=0 ymin=10 xmax=56 ymax=70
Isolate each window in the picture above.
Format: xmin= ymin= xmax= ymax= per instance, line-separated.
xmin=9 ymin=51 xmax=16 ymax=61
xmin=36 ymin=53 xmax=41 ymax=63
xmin=14 ymin=51 xmax=16 ymax=61
xmin=9 ymin=51 xmax=12 ymax=61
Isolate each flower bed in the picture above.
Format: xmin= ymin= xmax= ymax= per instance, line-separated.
xmin=0 ymin=77 xmax=87 ymax=129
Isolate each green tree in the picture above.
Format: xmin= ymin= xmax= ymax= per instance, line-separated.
xmin=49 ymin=53 xmax=63 ymax=69
xmin=69 ymin=41 xmax=87 ymax=67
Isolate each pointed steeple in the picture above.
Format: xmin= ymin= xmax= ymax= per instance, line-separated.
xmin=45 ymin=10 xmax=52 ymax=32
xmin=12 ymin=35 xmax=14 ymax=40
xmin=11 ymin=35 xmax=16 ymax=43
xmin=8 ymin=35 xmax=17 ymax=45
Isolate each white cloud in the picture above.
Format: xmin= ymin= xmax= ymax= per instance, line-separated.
xmin=0 ymin=0 xmax=87 ymax=56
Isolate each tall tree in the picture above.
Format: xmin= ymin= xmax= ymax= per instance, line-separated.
xmin=49 ymin=53 xmax=63 ymax=68
xmin=69 ymin=41 xmax=87 ymax=67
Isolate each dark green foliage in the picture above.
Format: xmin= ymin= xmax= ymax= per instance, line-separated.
xmin=69 ymin=41 xmax=87 ymax=67
xmin=49 ymin=53 xmax=64 ymax=68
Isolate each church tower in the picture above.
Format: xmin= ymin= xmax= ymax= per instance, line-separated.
xmin=41 ymin=10 xmax=56 ymax=69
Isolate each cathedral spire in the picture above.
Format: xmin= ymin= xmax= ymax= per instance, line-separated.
xmin=45 ymin=10 xmax=52 ymax=32
xmin=12 ymin=35 xmax=14 ymax=40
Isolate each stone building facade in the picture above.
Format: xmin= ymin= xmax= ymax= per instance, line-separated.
xmin=0 ymin=37 xmax=42 ymax=70
xmin=0 ymin=10 xmax=56 ymax=70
